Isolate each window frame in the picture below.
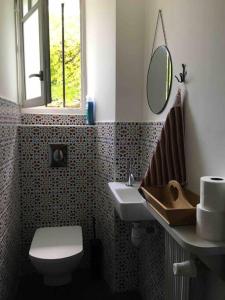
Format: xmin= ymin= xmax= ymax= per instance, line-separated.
xmin=15 ymin=0 xmax=86 ymax=114
xmin=18 ymin=0 xmax=50 ymax=107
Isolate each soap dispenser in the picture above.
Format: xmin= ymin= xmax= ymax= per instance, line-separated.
xmin=86 ymin=96 xmax=95 ymax=125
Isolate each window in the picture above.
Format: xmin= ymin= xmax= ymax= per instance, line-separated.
xmin=16 ymin=0 xmax=85 ymax=110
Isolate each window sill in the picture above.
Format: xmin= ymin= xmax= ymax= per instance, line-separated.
xmin=21 ymin=107 xmax=85 ymax=115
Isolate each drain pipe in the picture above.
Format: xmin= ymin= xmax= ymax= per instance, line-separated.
xmin=131 ymin=222 xmax=145 ymax=247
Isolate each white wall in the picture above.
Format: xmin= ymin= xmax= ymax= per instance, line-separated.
xmin=116 ymin=0 xmax=145 ymax=122
xmin=85 ymin=0 xmax=145 ymax=122
xmin=0 ymin=0 xmax=18 ymax=102
xmin=86 ymin=0 xmax=116 ymax=122
xmin=142 ymin=0 xmax=225 ymax=194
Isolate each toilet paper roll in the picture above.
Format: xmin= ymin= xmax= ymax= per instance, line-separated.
xmin=196 ymin=204 xmax=225 ymax=242
xmin=173 ymin=260 xmax=197 ymax=277
xmin=200 ymin=176 xmax=225 ymax=211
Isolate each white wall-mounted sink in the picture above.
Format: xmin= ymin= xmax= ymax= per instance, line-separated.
xmin=108 ymin=182 xmax=154 ymax=221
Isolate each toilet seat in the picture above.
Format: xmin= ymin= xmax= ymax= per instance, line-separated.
xmin=29 ymin=226 xmax=83 ymax=260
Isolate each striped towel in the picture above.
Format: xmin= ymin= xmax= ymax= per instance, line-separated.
xmin=140 ymin=87 xmax=186 ymax=190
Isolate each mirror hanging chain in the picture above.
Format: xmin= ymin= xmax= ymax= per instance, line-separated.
xmin=151 ymin=9 xmax=168 ymax=57
xmin=151 ymin=10 xmax=187 ymax=84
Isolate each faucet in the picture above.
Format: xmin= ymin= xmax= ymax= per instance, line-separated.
xmin=126 ymin=161 xmax=135 ymax=186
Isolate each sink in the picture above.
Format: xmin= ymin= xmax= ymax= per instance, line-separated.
xmin=108 ymin=182 xmax=154 ymax=221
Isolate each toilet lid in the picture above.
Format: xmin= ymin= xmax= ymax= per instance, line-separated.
xmin=29 ymin=226 xmax=83 ymax=260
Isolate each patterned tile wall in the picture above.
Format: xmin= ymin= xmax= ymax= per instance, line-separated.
xmin=114 ymin=123 xmax=141 ymax=291
xmin=94 ymin=123 xmax=139 ymax=293
xmin=139 ymin=222 xmax=165 ymax=300
xmin=0 ymin=98 xmax=21 ymax=300
xmin=94 ymin=121 xmax=164 ymax=296
xmin=94 ymin=123 xmax=116 ymax=287
xmin=114 ymin=123 xmax=142 ymax=181
xmin=138 ymin=121 xmax=165 ymax=300
xmin=18 ymin=125 xmax=95 ymax=272
xmin=18 ymin=118 xmax=167 ymax=297
xmin=21 ymin=113 xmax=86 ymax=125
xmin=140 ymin=122 xmax=164 ymax=177
xmin=18 ymin=119 xmax=165 ymax=295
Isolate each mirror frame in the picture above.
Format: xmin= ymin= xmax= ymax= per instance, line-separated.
xmin=146 ymin=45 xmax=173 ymax=114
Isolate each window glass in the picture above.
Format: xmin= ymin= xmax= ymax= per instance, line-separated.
xmin=32 ymin=0 xmax=38 ymax=7
xmin=23 ymin=9 xmax=42 ymax=100
xmin=23 ymin=0 xmax=28 ymax=16
xmin=48 ymin=0 xmax=81 ymax=108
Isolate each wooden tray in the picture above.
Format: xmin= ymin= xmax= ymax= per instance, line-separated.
xmin=140 ymin=180 xmax=199 ymax=226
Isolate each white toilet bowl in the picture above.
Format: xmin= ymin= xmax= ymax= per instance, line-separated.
xmin=29 ymin=226 xmax=83 ymax=286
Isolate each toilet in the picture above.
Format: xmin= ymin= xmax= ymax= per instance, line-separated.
xmin=29 ymin=226 xmax=83 ymax=286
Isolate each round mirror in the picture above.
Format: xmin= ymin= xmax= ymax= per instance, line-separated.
xmin=147 ymin=46 xmax=173 ymax=114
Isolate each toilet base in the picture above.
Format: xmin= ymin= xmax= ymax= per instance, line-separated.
xmin=44 ymin=273 xmax=72 ymax=286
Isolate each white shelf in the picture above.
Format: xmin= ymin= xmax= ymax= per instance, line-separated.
xmin=146 ymin=203 xmax=225 ymax=256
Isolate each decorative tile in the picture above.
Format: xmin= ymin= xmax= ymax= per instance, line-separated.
xmin=18 ymin=118 xmax=173 ymax=299
xmin=138 ymin=222 xmax=165 ymax=300
xmin=0 ymin=98 xmax=20 ymax=300
xmin=19 ymin=125 xmax=96 ymax=272
xmin=0 ymin=98 xmax=21 ymax=125
xmin=94 ymin=122 xmax=140 ymax=293
xmin=21 ymin=113 xmax=86 ymax=125
xmin=140 ymin=122 xmax=164 ymax=177
xmin=94 ymin=121 xmax=167 ymax=296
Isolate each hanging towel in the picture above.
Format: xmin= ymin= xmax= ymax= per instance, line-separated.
xmin=140 ymin=87 xmax=186 ymax=191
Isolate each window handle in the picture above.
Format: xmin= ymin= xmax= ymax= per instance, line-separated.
xmin=29 ymin=71 xmax=44 ymax=81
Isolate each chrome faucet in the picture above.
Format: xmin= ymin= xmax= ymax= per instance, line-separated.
xmin=126 ymin=161 xmax=135 ymax=186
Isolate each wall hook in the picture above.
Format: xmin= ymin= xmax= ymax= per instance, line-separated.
xmin=175 ymin=64 xmax=187 ymax=83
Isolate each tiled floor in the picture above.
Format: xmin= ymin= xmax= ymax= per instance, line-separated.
xmin=16 ymin=270 xmax=142 ymax=300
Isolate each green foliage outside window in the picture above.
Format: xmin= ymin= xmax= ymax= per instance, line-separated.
xmin=49 ymin=13 xmax=81 ymax=108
